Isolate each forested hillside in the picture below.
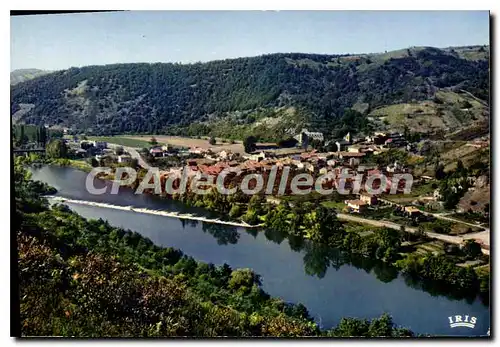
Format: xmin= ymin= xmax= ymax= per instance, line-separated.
xmin=11 ymin=45 xmax=489 ymax=137
xmin=10 ymin=69 xmax=51 ymax=85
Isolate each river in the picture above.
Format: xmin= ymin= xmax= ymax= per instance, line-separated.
xmin=29 ymin=165 xmax=490 ymax=336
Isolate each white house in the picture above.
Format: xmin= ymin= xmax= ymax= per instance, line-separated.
xmin=348 ymin=145 xmax=363 ymax=153
xmin=92 ymin=141 xmax=107 ymax=149
xmin=243 ymin=151 xmax=266 ymax=161
xmin=118 ymin=155 xmax=132 ymax=163
xmin=218 ymin=150 xmax=230 ymax=160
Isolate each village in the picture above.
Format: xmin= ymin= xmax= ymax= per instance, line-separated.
xmin=60 ymin=127 xmax=490 ymax=256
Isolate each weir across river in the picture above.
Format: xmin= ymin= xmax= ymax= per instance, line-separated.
xmin=47 ymin=196 xmax=262 ymax=228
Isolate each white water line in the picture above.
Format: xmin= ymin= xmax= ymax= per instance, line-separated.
xmin=46 ymin=196 xmax=262 ymax=228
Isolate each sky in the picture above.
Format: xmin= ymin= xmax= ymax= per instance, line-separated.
xmin=10 ymin=11 xmax=490 ymax=71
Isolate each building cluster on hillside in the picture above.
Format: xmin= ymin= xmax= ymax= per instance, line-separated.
xmin=66 ymin=139 xmax=108 ymax=157
xmin=294 ymin=128 xmax=325 ymax=149
xmin=150 ymin=131 xmax=414 ymax=213
xmin=66 ymin=139 xmax=135 ymax=165
xmin=335 ymin=131 xmax=408 ymax=153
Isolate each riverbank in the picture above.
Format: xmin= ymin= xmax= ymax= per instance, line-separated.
xmin=27 ymin=164 xmax=491 ymax=335
xmin=47 ymin=196 xmax=263 ymax=228
xmin=16 ymin=154 xmax=94 ymax=172
xmin=19 ymin=164 xmax=389 ymax=336
xmin=29 ymin=161 xmax=490 ymax=303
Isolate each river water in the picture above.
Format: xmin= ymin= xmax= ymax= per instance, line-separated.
xmin=29 ymin=165 xmax=490 ymax=336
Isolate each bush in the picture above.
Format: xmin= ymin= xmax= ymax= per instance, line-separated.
xmin=229 ymin=205 xmax=243 ymax=218
xmin=463 ymin=239 xmax=482 ymax=259
xmin=87 ymin=157 xmax=99 ymax=167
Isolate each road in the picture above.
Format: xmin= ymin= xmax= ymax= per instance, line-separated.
xmin=431 ymin=213 xmax=489 ymax=231
xmin=418 ymin=210 xmax=490 ymax=246
xmin=107 ymin=143 xmax=150 ymax=170
xmin=337 ymin=213 xmax=489 ymax=255
xmin=104 ymin=140 xmax=490 ymax=254
xmin=124 ymin=146 xmax=151 ymax=170
xmin=378 ymin=197 xmax=490 ymax=246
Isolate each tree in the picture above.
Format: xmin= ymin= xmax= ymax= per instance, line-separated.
xmin=115 ymin=146 xmax=124 ymax=156
xmin=46 ymin=139 xmax=68 ymax=159
xmin=330 ymin=313 xmax=413 ymax=337
xmin=243 ymin=136 xmax=257 ymax=153
xmin=81 ymin=141 xmax=94 ymax=150
xmin=415 ymin=225 xmax=427 ymax=239
xmin=149 ymin=137 xmax=158 ymax=146
xmin=310 ymin=139 xmax=324 ymax=151
xmin=228 ymin=268 xmax=261 ymax=294
xmin=463 ymin=239 xmax=482 ymax=259
xmin=129 ymin=158 xmax=139 ymax=169
xmin=278 ymin=137 xmax=298 ymax=148
xmin=331 ymin=317 xmax=369 ymax=337
xmin=483 ymin=203 xmax=490 ymax=216
xmin=19 ymin=125 xmax=26 ymax=145
xmin=304 ymin=206 xmax=345 ymax=246
xmin=400 ymin=225 xmax=409 ymax=242
xmin=403 ymin=125 xmax=410 ymax=141
xmin=367 ymin=314 xmax=395 ymax=337
xmin=87 ymin=157 xmax=99 ymax=167
xmin=435 ymin=164 xmax=446 ymax=180
xmin=37 ymin=126 xmax=47 ymax=147
xmin=208 ymin=137 xmax=216 ymax=145
xmin=228 ymin=205 xmax=242 ymax=218
xmin=455 ymin=160 xmax=467 ymax=178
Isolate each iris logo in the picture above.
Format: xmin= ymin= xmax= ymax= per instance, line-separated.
xmin=448 ymin=315 xmax=477 ymax=329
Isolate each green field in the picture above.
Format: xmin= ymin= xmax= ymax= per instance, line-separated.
xmin=382 ymin=181 xmax=437 ymax=200
xmin=321 ymin=200 xmax=347 ymax=211
xmin=368 ymin=90 xmax=488 ymax=134
xmin=51 ymin=158 xmax=93 ymax=172
xmin=415 ymin=241 xmax=445 ymax=255
xmin=88 ymin=136 xmax=159 ymax=148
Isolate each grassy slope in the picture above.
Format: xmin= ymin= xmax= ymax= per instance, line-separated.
xmin=188 ymin=106 xmax=308 ymax=142
xmin=10 ymin=69 xmax=51 ymax=85
xmin=368 ymin=90 xmax=488 ymax=134
xmin=88 ymin=136 xmax=158 ymax=148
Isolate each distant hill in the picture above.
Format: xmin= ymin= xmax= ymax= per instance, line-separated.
xmin=368 ymin=90 xmax=489 ymax=135
xmin=10 ymin=68 xmax=51 ymax=85
xmin=10 ymin=45 xmax=489 ymax=139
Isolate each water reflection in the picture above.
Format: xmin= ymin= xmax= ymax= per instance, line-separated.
xmin=201 ymin=223 xmax=240 ymax=245
xmin=179 ymin=219 xmax=241 ymax=245
xmin=30 ymin=165 xmax=488 ymax=311
xmin=263 ymin=228 xmax=287 ymax=245
xmin=302 ymin=243 xmax=332 ymax=278
xmin=185 ymin=218 xmax=485 ymax=304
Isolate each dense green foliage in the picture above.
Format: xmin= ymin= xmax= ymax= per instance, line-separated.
xmin=165 ymin=186 xmax=487 ymax=301
xmin=11 ymin=68 xmax=50 ymax=85
xmin=11 ymin=47 xmax=488 ymax=136
xmin=12 ymin=124 xmax=59 ymax=148
xmin=438 ymin=160 xmax=473 ymax=210
xmin=396 ymin=253 xmax=483 ymax=299
xmin=328 ymin=313 xmax=414 ymax=337
xmin=46 ymin=139 xmax=68 ymax=159
xmin=243 ymin=136 xmax=257 ymax=153
xmin=15 ymin=162 xmax=417 ymax=337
